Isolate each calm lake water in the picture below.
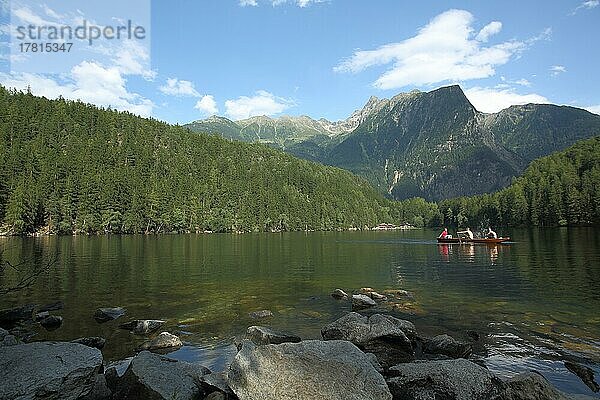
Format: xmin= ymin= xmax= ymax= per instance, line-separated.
xmin=1 ymin=228 xmax=599 ymax=397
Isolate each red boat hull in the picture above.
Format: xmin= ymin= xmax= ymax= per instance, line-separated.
xmin=437 ymin=237 xmax=510 ymax=244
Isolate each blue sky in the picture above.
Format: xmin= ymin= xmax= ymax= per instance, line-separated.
xmin=1 ymin=0 xmax=599 ymax=123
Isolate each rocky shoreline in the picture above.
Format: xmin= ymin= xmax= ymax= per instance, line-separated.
xmin=1 ymin=288 xmax=599 ymax=400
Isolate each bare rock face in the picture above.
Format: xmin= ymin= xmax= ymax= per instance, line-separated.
xmin=245 ymin=326 xmax=301 ymax=345
xmin=321 ymin=312 xmax=416 ymax=367
xmin=113 ymin=351 xmax=210 ymax=400
xmin=0 ymin=342 xmax=103 ymax=400
xmin=227 ymin=339 xmax=391 ymax=400
xmin=387 ymin=359 xmax=504 ymax=400
xmin=139 ymin=332 xmax=183 ymax=351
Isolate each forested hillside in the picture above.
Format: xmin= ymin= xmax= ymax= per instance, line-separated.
xmin=0 ymin=86 xmax=440 ymax=235
xmin=440 ymin=137 xmax=600 ymax=227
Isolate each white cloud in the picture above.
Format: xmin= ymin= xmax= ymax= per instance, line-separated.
xmin=570 ymin=0 xmax=599 ymax=15
xmin=334 ymin=9 xmax=534 ymax=90
xmin=159 ymin=78 xmax=201 ymax=97
xmin=514 ymin=78 xmax=531 ymax=86
xmin=239 ymin=0 xmax=258 ymax=6
xmin=0 ymin=61 xmax=154 ymax=116
xmin=550 ymin=65 xmax=566 ymax=76
xmin=585 ymin=105 xmax=600 ymax=115
xmin=475 ymin=21 xmax=502 ymax=42
xmin=195 ymin=95 xmax=218 ymax=115
xmin=225 ymin=90 xmax=295 ymax=120
xmin=464 ymin=86 xmax=549 ymax=113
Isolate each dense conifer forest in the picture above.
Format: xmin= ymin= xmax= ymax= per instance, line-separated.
xmin=0 ymin=86 xmax=441 ymax=234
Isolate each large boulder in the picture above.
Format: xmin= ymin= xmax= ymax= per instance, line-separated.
xmin=245 ymin=326 xmax=301 ymax=345
xmin=321 ymin=312 xmax=416 ymax=367
xmin=0 ymin=341 xmax=103 ymax=400
xmin=386 ymin=359 xmax=503 ymax=400
xmin=501 ymin=372 xmax=571 ymax=400
xmin=423 ymin=334 xmax=472 ymax=359
xmin=119 ymin=319 xmax=165 ymax=335
xmin=113 ymin=351 xmax=210 ymax=400
xmin=227 ymin=339 xmax=392 ymax=400
xmin=139 ymin=332 xmax=183 ymax=351
xmin=94 ymin=307 xmax=126 ymax=323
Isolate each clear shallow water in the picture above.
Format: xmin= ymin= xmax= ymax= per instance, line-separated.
xmin=1 ymin=228 xmax=599 ymax=396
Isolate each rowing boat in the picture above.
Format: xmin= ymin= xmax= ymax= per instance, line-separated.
xmin=436 ymin=237 xmax=510 ymax=244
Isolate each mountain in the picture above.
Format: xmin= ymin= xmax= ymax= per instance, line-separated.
xmin=439 ymin=136 xmax=600 ymax=227
xmin=185 ymin=86 xmax=600 ymax=201
xmin=0 ymin=86 xmax=425 ymax=235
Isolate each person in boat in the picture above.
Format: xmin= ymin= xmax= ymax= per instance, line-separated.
xmin=486 ymin=227 xmax=498 ymax=239
xmin=457 ymin=227 xmax=474 ymax=240
xmin=438 ymin=227 xmax=449 ymax=239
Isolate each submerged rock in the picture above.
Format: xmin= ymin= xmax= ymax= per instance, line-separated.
xmin=331 ymin=288 xmax=349 ymax=299
xmin=424 ymin=334 xmax=472 ymax=359
xmin=245 ymin=326 xmax=301 ymax=345
xmin=248 ymin=310 xmax=273 ymax=319
xmin=94 ymin=307 xmax=126 ymax=323
xmin=564 ymin=361 xmax=599 ymax=393
xmin=0 ymin=342 xmax=103 ymax=400
xmin=0 ymin=304 xmax=34 ymax=326
xmin=39 ymin=315 xmax=63 ymax=331
xmin=227 ymin=339 xmax=392 ymax=400
xmin=352 ymin=294 xmax=376 ymax=309
xmin=72 ymin=336 xmax=106 ymax=350
xmin=387 ymin=359 xmax=503 ymax=400
xmin=38 ymin=301 xmax=64 ymax=313
xmin=322 ymin=312 xmax=416 ymax=367
xmin=113 ymin=351 xmax=210 ymax=400
xmin=119 ymin=319 xmax=165 ymax=335
xmin=139 ymin=332 xmax=183 ymax=351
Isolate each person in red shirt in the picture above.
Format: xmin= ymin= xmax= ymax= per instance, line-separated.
xmin=439 ymin=227 xmax=449 ymax=239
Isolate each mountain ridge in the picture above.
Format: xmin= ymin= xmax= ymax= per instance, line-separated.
xmin=185 ymin=85 xmax=600 ymax=201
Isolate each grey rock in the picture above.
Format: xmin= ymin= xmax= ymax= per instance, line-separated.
xmin=245 ymin=326 xmax=301 ymax=345
xmin=369 ymin=291 xmax=388 ymax=300
xmin=0 ymin=327 xmax=7 ymax=340
xmin=94 ymin=307 xmax=126 ymax=323
xmin=139 ymin=332 xmax=183 ymax=351
xmin=205 ymin=392 xmax=227 ymax=400
xmin=119 ymin=319 xmax=165 ymax=335
xmin=387 ymin=359 xmax=503 ymax=400
xmin=72 ymin=336 xmax=106 ymax=350
xmin=501 ymin=372 xmax=570 ymax=400
xmin=331 ymin=288 xmax=349 ymax=299
xmin=35 ymin=311 xmax=50 ymax=321
xmin=248 ymin=310 xmax=273 ymax=319
xmin=0 ymin=304 xmax=34 ymax=326
xmin=352 ymin=294 xmax=377 ymax=309
xmin=227 ymin=339 xmax=392 ymax=400
xmin=38 ymin=301 xmax=64 ymax=313
xmin=424 ymin=334 xmax=472 ymax=359
xmin=81 ymin=373 xmax=112 ymax=400
xmin=564 ymin=361 xmax=599 ymax=393
xmin=322 ymin=312 xmax=416 ymax=367
xmin=113 ymin=351 xmax=210 ymax=400
xmin=1 ymin=334 xmax=18 ymax=347
xmin=0 ymin=341 xmax=103 ymax=400
xmin=196 ymin=372 xmax=235 ymax=397
xmin=104 ymin=367 xmax=119 ymax=393
xmin=39 ymin=315 xmax=63 ymax=331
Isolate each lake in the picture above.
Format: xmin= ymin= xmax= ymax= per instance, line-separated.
xmin=1 ymin=228 xmax=599 ymax=397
